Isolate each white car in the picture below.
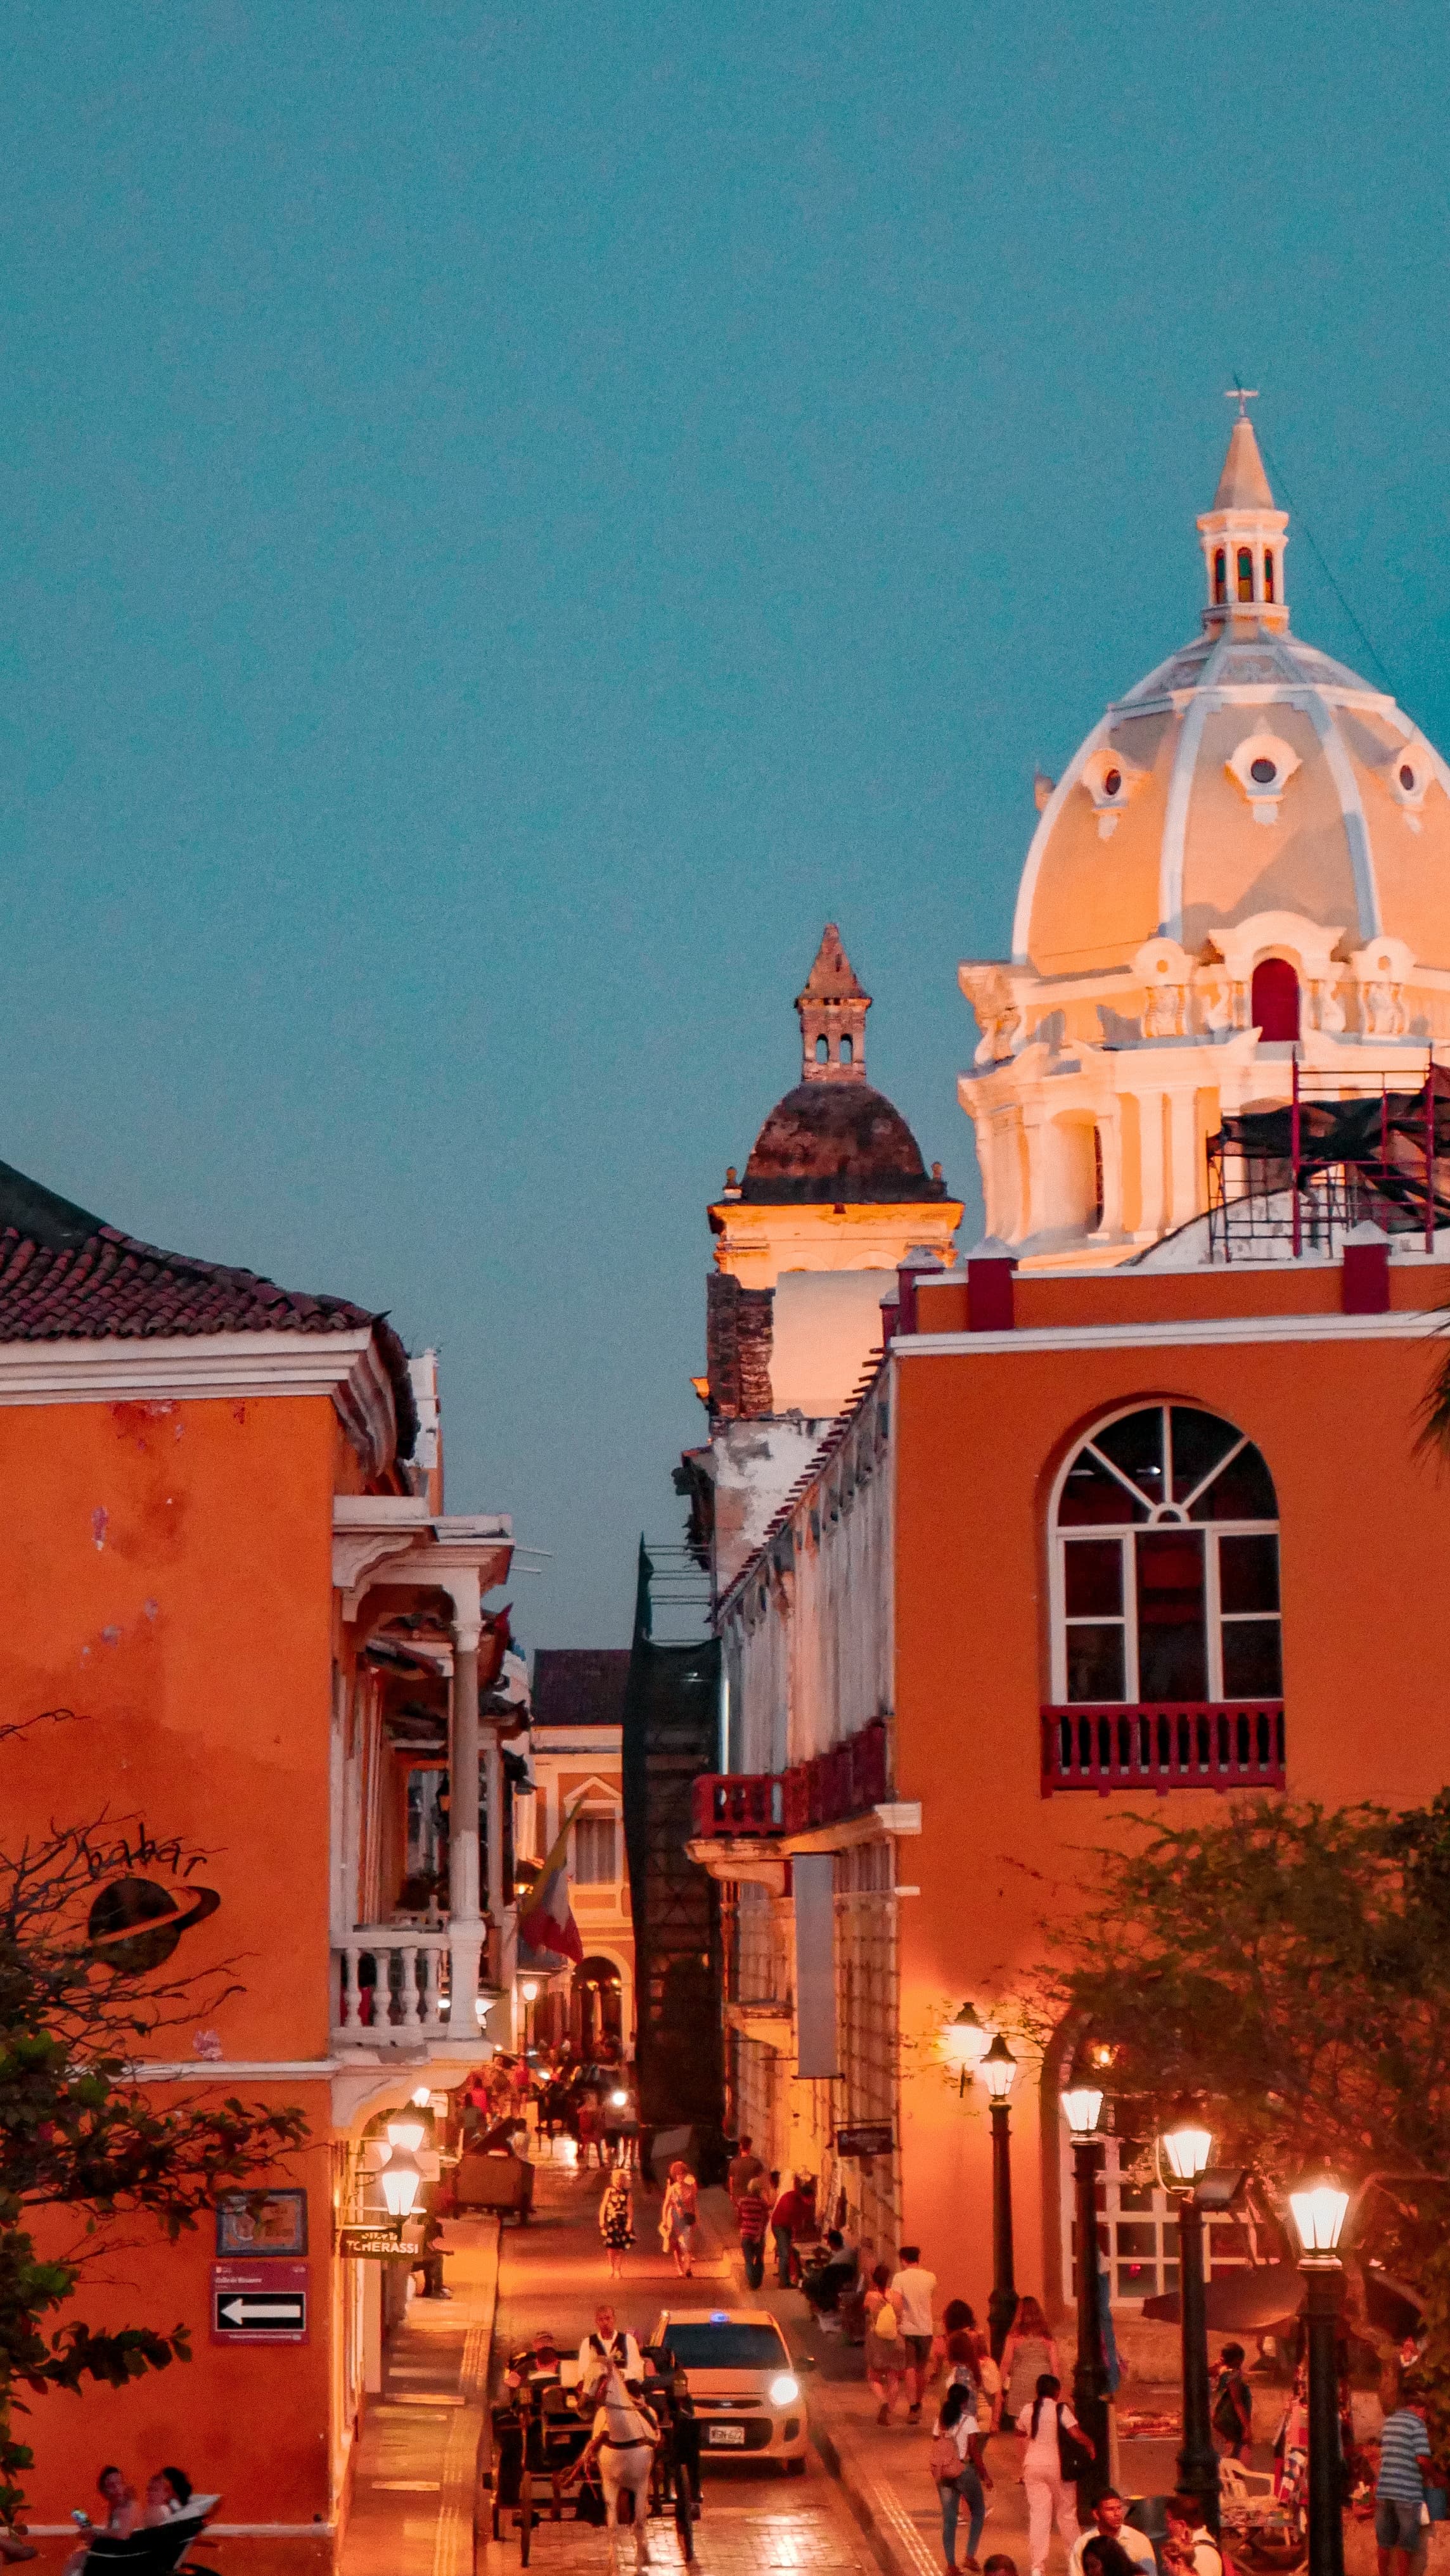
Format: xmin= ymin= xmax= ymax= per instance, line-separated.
xmin=649 ymin=2308 xmax=808 ymax=2471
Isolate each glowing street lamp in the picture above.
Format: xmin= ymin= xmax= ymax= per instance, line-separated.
xmin=941 ymin=2001 xmax=992 ymax=2095
xmin=1288 ymin=2176 xmax=1351 ymax=2576
xmin=387 ymin=2117 xmax=427 ymax=2155
xmin=979 ymin=2035 xmax=1018 ymax=2356
xmin=1063 ymin=2085 xmax=1108 ymax=2502
xmin=378 ymin=2145 xmax=422 ymax=2234
xmin=1161 ymin=2117 xmax=1219 ymax=2524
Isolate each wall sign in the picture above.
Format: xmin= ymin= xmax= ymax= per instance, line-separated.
xmin=337 ymin=2225 xmax=421 ymax=2261
xmin=211 ymin=2261 xmax=309 ymax=2343
xmin=834 ymin=2122 xmax=894 ymax=2160
xmin=215 ymin=2190 xmax=309 ymax=2257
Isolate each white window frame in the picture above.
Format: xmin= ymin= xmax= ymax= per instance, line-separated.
xmin=1048 ymin=1402 xmax=1280 ymax=1706
xmin=572 ymin=1809 xmax=619 ymax=1887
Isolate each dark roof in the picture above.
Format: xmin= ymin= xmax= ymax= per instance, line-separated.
xmin=740 ymin=1083 xmax=949 ymax=1204
xmin=531 ymin=1648 xmax=632 ymax=1728
xmin=0 ymin=1156 xmax=418 ymax=1454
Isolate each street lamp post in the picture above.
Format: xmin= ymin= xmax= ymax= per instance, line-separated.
xmin=1289 ymin=2179 xmax=1351 ymax=2576
xmin=1063 ymin=2086 xmax=1110 ymax=2506
xmin=940 ymin=1999 xmax=992 ymax=2096
xmin=1163 ymin=2121 xmax=1220 ymax=2531
xmin=981 ymin=2034 xmax=1019 ymax=2358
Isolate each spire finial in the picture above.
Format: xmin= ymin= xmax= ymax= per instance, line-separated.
xmin=1226 ymin=381 xmax=1260 ymax=420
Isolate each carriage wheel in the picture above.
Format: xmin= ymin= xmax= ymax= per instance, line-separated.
xmin=519 ymin=2468 xmax=534 ymax=2565
xmin=672 ymin=2462 xmax=695 ymax=2563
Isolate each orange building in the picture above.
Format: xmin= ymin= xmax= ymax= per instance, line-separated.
xmin=689 ymin=412 xmax=1450 ymax=2324
xmin=0 ymin=1159 xmax=525 ymax=2569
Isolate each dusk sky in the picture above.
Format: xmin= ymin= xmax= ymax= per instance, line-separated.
xmin=3 ymin=6 xmax=1449 ymax=1645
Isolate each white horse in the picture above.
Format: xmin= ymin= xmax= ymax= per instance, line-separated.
xmin=586 ymin=2359 xmax=659 ymax=2574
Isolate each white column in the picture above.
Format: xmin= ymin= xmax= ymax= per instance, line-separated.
xmin=1167 ymin=1087 xmax=1200 ymax=1227
xmin=448 ymin=1576 xmax=485 ymax=2037
xmin=1094 ymin=1103 xmax=1124 ymax=1238
xmin=1135 ymin=1090 xmax=1167 ymax=1239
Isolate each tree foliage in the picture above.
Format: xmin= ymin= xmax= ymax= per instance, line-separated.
xmin=1039 ymin=1794 xmax=1450 ymax=2437
xmin=0 ymin=1714 xmax=306 ymax=2527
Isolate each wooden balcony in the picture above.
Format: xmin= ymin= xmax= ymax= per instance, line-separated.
xmin=1042 ymin=1702 xmax=1286 ymax=1796
xmin=691 ymin=1718 xmax=889 ymax=1840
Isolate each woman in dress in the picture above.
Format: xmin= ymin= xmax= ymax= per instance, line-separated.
xmin=599 ymin=2165 xmax=634 ymax=2281
xmin=999 ymin=2295 xmax=1060 ymax=2430
xmin=863 ymin=2261 xmax=906 ymax=2426
xmin=659 ymin=2160 xmax=700 ymax=2278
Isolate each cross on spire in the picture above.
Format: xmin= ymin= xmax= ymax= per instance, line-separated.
xmin=1225 ymin=383 xmax=1261 ymax=419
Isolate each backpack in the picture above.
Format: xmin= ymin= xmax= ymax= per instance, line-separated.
xmin=873 ymin=2298 xmax=900 ymax=2342
xmin=1056 ymin=2406 xmax=1094 ymax=2482
xmin=978 ymin=2354 xmax=1001 ymax=2398
xmin=929 ymin=2430 xmax=962 ymax=2487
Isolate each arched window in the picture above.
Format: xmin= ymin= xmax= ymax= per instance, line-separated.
xmin=840 ymin=1034 xmax=853 ymax=1064
xmin=1236 ymin=546 xmax=1254 ymax=602
xmin=1051 ymin=1403 xmax=1280 ymax=1706
xmin=1263 ymin=550 xmax=1276 ymax=603
xmin=1250 ymin=957 xmax=1300 ymax=1040
xmin=815 ymin=1035 xmax=829 ymax=1062
xmin=1213 ymin=547 xmax=1227 ymax=605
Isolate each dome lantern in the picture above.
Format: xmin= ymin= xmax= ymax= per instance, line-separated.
xmin=1197 ymin=393 xmax=1289 ymax=635
xmin=797 ymin=922 xmax=870 ymax=1083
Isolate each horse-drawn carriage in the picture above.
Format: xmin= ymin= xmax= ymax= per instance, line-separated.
xmin=478 ymin=2339 xmax=697 ymax=2568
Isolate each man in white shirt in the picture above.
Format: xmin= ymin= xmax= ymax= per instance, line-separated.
xmin=889 ymin=2245 xmax=938 ymax=2423
xmin=1068 ymin=2490 xmax=1158 ymax=2576
xmin=578 ymin=2304 xmax=643 ymax=2393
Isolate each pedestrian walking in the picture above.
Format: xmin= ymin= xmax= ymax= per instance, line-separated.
xmin=659 ymin=2160 xmax=700 ymax=2278
xmin=599 ymin=2164 xmax=634 ymax=2280
xmin=736 ymin=2175 xmax=771 ymax=2290
xmin=576 ymin=2089 xmax=603 ymax=2171
xmin=931 ymin=2378 xmax=989 ymax=2572
xmin=1015 ymin=2374 xmax=1091 ymax=2576
xmin=728 ymin=2134 xmax=767 ymax=2202
xmin=1000 ymin=2298 xmax=1062 ymax=2430
xmin=1375 ymin=2390 xmax=1432 ymax=2576
xmin=1211 ymin=2344 xmax=1254 ymax=2463
xmin=864 ymin=2261 xmax=906 ymax=2425
xmin=769 ymin=2172 xmax=813 ymax=2288
xmin=892 ymin=2245 xmax=939 ymax=2425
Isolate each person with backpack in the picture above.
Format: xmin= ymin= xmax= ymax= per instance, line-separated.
xmin=931 ymin=2379 xmax=989 ymax=2572
xmin=864 ymin=2261 xmax=905 ymax=2425
xmin=1015 ymin=2372 xmax=1094 ymax=2576
xmin=1212 ymin=2345 xmax=1254 ymax=2463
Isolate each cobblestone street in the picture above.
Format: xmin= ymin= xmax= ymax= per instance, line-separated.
xmin=483 ymin=2156 xmax=879 ymax=2576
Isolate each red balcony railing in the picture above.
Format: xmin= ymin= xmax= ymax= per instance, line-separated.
xmin=1042 ymin=1702 xmax=1286 ymax=1795
xmin=692 ymin=1718 xmax=890 ymax=1840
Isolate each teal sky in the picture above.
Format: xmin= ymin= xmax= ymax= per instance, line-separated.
xmin=3 ymin=6 xmax=1450 ymax=1645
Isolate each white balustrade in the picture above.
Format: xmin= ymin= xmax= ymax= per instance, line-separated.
xmin=333 ymin=1926 xmax=451 ymax=2045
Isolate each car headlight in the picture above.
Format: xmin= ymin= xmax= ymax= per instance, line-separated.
xmin=769 ymin=2373 xmax=800 ymax=2406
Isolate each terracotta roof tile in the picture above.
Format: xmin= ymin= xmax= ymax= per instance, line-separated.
xmin=0 ymin=1157 xmax=417 ymax=1452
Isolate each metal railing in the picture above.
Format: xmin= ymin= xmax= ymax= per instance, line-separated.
xmin=1042 ymin=1702 xmax=1285 ymax=1795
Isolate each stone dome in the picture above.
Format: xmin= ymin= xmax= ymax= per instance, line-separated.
xmin=1015 ymin=416 xmax=1450 ymax=979
xmin=741 ymin=1080 xmax=947 ymax=1204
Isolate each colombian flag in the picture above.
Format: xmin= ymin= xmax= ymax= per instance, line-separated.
xmin=518 ymin=1801 xmax=585 ymax=1965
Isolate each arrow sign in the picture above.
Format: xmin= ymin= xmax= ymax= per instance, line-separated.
xmin=211 ymin=2259 xmax=309 ymax=2343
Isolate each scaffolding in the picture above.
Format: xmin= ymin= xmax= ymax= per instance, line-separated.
xmin=1207 ymin=1053 xmax=1450 ymax=1261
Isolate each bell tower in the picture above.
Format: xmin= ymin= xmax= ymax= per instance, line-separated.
xmin=797 ymin=923 xmax=869 ymax=1082
xmin=1197 ymin=393 xmax=1290 ymax=635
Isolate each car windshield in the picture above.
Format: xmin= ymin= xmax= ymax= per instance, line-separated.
xmin=660 ymin=2325 xmax=787 ymax=2370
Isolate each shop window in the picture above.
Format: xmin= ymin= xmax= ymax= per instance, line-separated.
xmin=1062 ymin=2130 xmax=1262 ymax=2307
xmin=574 ymin=1813 xmax=618 ymax=1884
xmin=1053 ymin=1403 xmax=1281 ymax=1705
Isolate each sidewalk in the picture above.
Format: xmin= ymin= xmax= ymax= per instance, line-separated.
xmin=340 ymin=2213 xmax=501 ymax=2576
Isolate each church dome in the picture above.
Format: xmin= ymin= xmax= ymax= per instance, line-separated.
xmin=741 ymin=1078 xmax=946 ymax=1203
xmin=1014 ymin=412 xmax=1450 ymax=978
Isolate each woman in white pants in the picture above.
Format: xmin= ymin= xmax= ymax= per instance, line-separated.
xmin=1015 ymin=2373 xmax=1093 ymax=2576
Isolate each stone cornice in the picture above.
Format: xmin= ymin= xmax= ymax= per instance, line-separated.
xmin=0 ymin=1327 xmax=401 ymax=1473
